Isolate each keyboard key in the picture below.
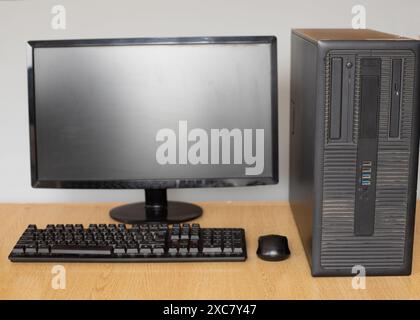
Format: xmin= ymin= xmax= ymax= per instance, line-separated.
xmin=126 ymin=246 xmax=139 ymax=254
xmin=179 ymin=246 xmax=188 ymax=255
xmin=189 ymin=247 xmax=199 ymax=254
xmin=38 ymin=245 xmax=50 ymax=254
xmin=223 ymin=247 xmax=233 ymax=254
xmin=233 ymin=247 xmax=243 ymax=254
xmin=139 ymin=245 xmax=152 ymax=255
xmin=12 ymin=245 xmax=25 ymax=254
xmin=114 ymin=246 xmax=126 ymax=254
xmin=203 ymin=246 xmax=222 ymax=254
xmin=149 ymin=224 xmax=158 ymax=231
xmin=152 ymin=245 xmax=165 ymax=255
xmin=25 ymin=245 xmax=37 ymax=254
xmin=168 ymin=247 xmax=178 ymax=254
xmin=203 ymin=240 xmax=212 ymax=247
xmin=51 ymin=245 xmax=112 ymax=255
xmin=155 ymin=235 xmax=166 ymax=242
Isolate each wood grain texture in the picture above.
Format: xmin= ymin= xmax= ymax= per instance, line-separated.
xmin=0 ymin=202 xmax=419 ymax=300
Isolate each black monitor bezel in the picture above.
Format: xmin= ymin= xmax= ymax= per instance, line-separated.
xmin=27 ymin=36 xmax=278 ymax=189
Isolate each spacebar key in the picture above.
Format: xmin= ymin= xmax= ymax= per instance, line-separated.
xmin=51 ymin=245 xmax=113 ymax=255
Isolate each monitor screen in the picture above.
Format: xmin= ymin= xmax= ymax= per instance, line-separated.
xmin=29 ymin=37 xmax=277 ymax=187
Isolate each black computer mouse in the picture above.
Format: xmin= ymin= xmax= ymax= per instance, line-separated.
xmin=257 ymin=235 xmax=290 ymax=261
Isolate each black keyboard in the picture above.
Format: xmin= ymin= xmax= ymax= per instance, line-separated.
xmin=9 ymin=223 xmax=247 ymax=262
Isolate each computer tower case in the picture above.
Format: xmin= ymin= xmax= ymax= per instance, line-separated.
xmin=289 ymin=29 xmax=420 ymax=276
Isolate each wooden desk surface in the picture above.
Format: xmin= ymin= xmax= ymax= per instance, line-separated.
xmin=0 ymin=202 xmax=419 ymax=300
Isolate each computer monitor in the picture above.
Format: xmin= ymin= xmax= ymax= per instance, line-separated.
xmin=27 ymin=36 xmax=278 ymax=223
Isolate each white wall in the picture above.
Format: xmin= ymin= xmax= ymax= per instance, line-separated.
xmin=0 ymin=0 xmax=419 ymax=203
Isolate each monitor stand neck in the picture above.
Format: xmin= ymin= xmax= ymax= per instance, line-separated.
xmin=109 ymin=189 xmax=203 ymax=224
